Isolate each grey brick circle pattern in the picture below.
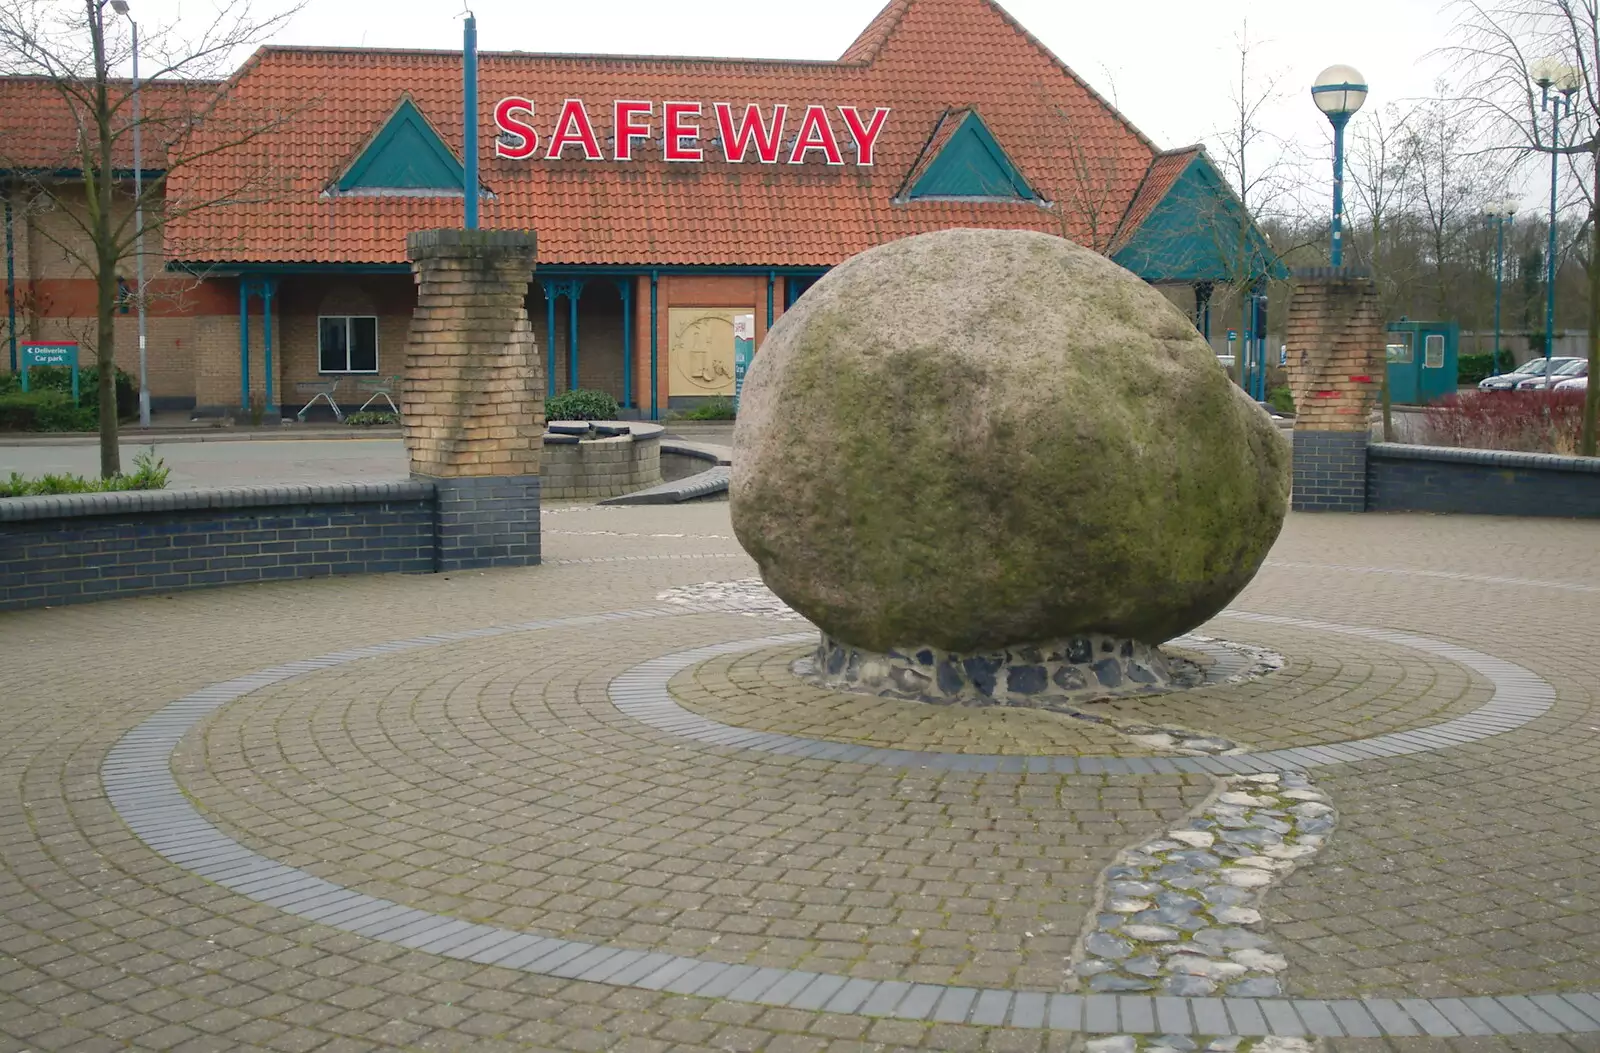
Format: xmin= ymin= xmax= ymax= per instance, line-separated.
xmin=609 ymin=610 xmax=1557 ymax=774
xmin=102 ymin=606 xmax=1600 ymax=1037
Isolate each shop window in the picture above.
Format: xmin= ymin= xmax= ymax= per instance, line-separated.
xmin=319 ymin=316 xmax=379 ymax=373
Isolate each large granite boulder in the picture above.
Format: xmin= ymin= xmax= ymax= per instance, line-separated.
xmin=731 ymin=228 xmax=1290 ymax=655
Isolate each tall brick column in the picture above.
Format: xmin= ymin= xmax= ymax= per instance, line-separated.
xmin=404 ymin=229 xmax=543 ymax=570
xmin=1284 ymin=267 xmax=1384 ymax=512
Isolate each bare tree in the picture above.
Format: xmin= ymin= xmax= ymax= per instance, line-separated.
xmin=1447 ymin=0 xmax=1600 ymax=453
xmin=1345 ymin=102 xmax=1418 ymax=317
xmin=0 ymin=0 xmax=301 ymax=476
xmin=1206 ymin=22 xmax=1311 ymax=392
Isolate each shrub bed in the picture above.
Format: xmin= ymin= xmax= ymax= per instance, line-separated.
xmin=1 ymin=450 xmax=171 ymax=497
xmin=1421 ymin=389 xmax=1587 ymax=455
xmin=0 ymin=364 xmax=137 ymax=431
xmin=676 ymin=395 xmax=737 ymax=421
xmin=545 ymin=388 xmax=621 ymax=421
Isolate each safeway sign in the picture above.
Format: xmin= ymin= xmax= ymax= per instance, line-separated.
xmin=493 ymin=99 xmax=890 ymax=166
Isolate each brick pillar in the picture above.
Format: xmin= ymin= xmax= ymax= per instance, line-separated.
xmin=1284 ymin=267 xmax=1384 ymax=512
xmin=404 ymin=229 xmax=543 ymax=570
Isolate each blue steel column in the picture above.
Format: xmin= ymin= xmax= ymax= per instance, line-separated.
xmin=543 ymin=280 xmax=557 ymax=398
xmin=1544 ymin=90 xmax=1563 ymax=376
xmin=617 ymin=278 xmax=633 ymax=408
xmin=1330 ymin=113 xmax=1350 ymax=268
xmin=766 ymin=271 xmax=774 ymax=329
xmin=238 ymin=280 xmax=250 ymax=411
xmin=649 ymin=271 xmax=659 ymax=421
xmin=1493 ymin=217 xmax=1506 ymax=376
xmin=463 ymin=15 xmax=478 ymax=230
xmin=262 ymin=281 xmax=276 ymax=417
xmin=567 ymin=280 xmax=581 ymax=391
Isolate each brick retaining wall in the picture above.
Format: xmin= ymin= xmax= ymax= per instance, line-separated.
xmin=1367 ymin=444 xmax=1600 ymax=517
xmin=0 ymin=483 xmax=435 ymax=611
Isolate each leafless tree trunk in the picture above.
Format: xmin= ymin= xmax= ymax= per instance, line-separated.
xmin=0 ymin=0 xmax=302 ymax=476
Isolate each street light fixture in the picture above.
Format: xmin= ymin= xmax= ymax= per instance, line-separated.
xmin=109 ymin=0 xmax=148 ymax=427
xmin=1312 ymin=64 xmax=1368 ymax=268
xmin=1534 ymin=60 xmax=1579 ymax=387
xmin=1485 ymin=200 xmax=1518 ymax=377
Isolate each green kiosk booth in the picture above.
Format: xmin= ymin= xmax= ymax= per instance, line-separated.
xmin=1386 ymin=321 xmax=1459 ymax=404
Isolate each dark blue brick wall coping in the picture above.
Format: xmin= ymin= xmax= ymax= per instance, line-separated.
xmin=0 ymin=481 xmax=435 ymax=524
xmin=1369 ymin=443 xmax=1600 ymax=474
xmin=0 ymin=478 xmax=538 ymax=611
xmin=1367 ymin=443 xmax=1600 ymax=518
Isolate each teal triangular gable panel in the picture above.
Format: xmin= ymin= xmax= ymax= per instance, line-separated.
xmin=909 ymin=113 xmax=1035 ymax=200
xmin=338 ymin=98 xmax=464 ymax=192
xmin=1112 ymin=154 xmax=1286 ymax=283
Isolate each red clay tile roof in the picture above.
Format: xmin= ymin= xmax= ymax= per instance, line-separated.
xmin=1111 ymin=146 xmax=1203 ymax=253
xmin=162 ymin=0 xmax=1170 ymax=268
xmin=839 ymin=0 xmax=913 ymax=65
xmin=0 ymin=76 xmax=218 ymax=171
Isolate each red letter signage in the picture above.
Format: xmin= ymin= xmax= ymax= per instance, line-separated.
xmin=664 ymin=101 xmax=703 ymax=162
xmin=492 ymin=98 xmax=886 ymax=166
xmin=546 ymin=98 xmax=603 ymax=160
xmin=614 ymin=100 xmax=652 ymax=161
xmin=493 ymin=96 xmax=538 ymax=160
xmin=714 ymin=103 xmax=788 ymax=163
xmin=839 ymin=106 xmax=890 ymax=166
xmin=788 ymin=105 xmax=843 ymax=165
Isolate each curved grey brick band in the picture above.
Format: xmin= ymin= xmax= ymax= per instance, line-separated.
xmin=102 ymin=608 xmax=1596 ymax=1036
xmin=610 ymin=611 xmax=1556 ymax=774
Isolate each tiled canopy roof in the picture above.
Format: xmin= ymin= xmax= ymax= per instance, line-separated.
xmin=0 ymin=77 xmax=218 ymax=171
xmin=158 ymin=0 xmax=1182 ymax=268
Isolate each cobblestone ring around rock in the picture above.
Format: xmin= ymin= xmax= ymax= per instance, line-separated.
xmin=102 ymin=606 xmax=1600 ymax=1039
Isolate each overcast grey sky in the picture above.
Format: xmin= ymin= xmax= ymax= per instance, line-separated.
xmin=130 ymin=0 xmax=1464 ymax=194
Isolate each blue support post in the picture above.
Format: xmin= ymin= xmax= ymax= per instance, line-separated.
xmin=238 ymin=280 xmax=249 ymax=411
xmin=617 ymin=277 xmax=633 ymax=408
xmin=262 ymin=281 xmax=276 ymax=417
xmin=463 ymin=15 xmax=479 ymax=231
xmin=649 ymin=270 xmax=659 ymax=421
xmin=766 ymin=270 xmax=775 ymax=330
xmin=567 ymin=280 xmax=581 ymax=391
xmin=1330 ymin=113 xmax=1349 ymax=268
xmin=1493 ymin=216 xmax=1505 ymax=376
xmin=1545 ymin=93 xmax=1563 ymax=376
xmin=543 ymin=280 xmax=556 ymax=398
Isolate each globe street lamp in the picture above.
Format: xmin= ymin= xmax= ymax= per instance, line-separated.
xmin=109 ymin=0 xmax=148 ymax=428
xmin=1534 ymin=59 xmax=1579 ymax=384
xmin=1312 ymin=65 xmax=1368 ymax=268
xmin=1485 ymin=200 xmax=1518 ymax=376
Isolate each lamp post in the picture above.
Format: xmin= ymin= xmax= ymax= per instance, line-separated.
xmin=1534 ymin=60 xmax=1579 ymax=386
xmin=110 ymin=0 xmax=147 ymax=428
xmin=1312 ymin=65 xmax=1368 ymax=268
xmin=1486 ymin=201 xmax=1517 ymax=376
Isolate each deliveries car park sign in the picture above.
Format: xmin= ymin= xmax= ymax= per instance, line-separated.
xmin=493 ymin=98 xmax=891 ymax=166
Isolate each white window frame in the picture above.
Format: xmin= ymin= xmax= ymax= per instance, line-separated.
xmin=317 ymin=315 xmax=380 ymax=375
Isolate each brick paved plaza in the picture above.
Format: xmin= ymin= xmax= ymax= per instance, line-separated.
xmin=2 ymin=503 xmax=1598 ymax=1052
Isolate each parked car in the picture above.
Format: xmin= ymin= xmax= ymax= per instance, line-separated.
xmin=1515 ymin=358 xmax=1588 ymax=390
xmin=1554 ymin=374 xmax=1588 ymax=392
xmin=1478 ymin=356 xmax=1582 ymax=391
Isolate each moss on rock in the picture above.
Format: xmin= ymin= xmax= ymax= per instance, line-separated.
xmin=731 ymin=229 xmax=1290 ymax=653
